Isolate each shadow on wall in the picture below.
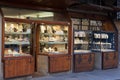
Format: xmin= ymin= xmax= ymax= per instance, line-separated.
xmin=114 ymin=21 xmax=120 ymax=64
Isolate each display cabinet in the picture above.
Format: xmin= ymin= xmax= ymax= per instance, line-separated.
xmin=72 ymin=18 xmax=95 ymax=72
xmin=4 ymin=56 xmax=34 ymax=78
xmin=71 ymin=17 xmax=118 ymax=70
xmin=37 ymin=22 xmax=71 ymax=74
xmin=92 ymin=29 xmax=117 ymax=70
xmin=3 ymin=18 xmax=34 ymax=79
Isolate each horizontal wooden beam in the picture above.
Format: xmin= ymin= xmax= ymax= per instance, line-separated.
xmin=4 ymin=17 xmax=70 ymax=25
xmin=0 ymin=1 xmax=65 ymax=12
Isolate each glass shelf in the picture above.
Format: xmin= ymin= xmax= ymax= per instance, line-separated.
xmin=5 ymin=41 xmax=30 ymax=45
xmin=93 ymin=42 xmax=111 ymax=45
xmin=74 ymin=42 xmax=89 ymax=44
xmin=92 ymin=49 xmax=115 ymax=52
xmin=40 ymin=41 xmax=68 ymax=44
xmin=40 ymin=33 xmax=68 ymax=36
xmin=5 ymin=32 xmax=31 ymax=35
xmin=74 ymin=50 xmax=92 ymax=54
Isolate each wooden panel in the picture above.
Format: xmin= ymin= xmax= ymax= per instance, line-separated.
xmin=49 ymin=55 xmax=71 ymax=73
xmin=0 ymin=0 xmax=67 ymax=10
xmin=4 ymin=60 xmax=16 ymax=78
xmin=102 ymin=52 xmax=118 ymax=69
xmin=102 ymin=20 xmax=115 ymax=31
xmin=4 ymin=56 xmax=34 ymax=79
xmin=15 ymin=59 xmax=24 ymax=76
xmin=68 ymin=12 xmax=107 ymax=20
xmin=23 ymin=57 xmax=34 ymax=75
xmin=4 ymin=17 xmax=70 ymax=26
xmin=22 ymin=58 xmax=28 ymax=75
xmin=74 ymin=53 xmax=95 ymax=72
xmin=28 ymin=57 xmax=34 ymax=74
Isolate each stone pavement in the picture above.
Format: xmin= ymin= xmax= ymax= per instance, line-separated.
xmin=4 ymin=66 xmax=120 ymax=80
xmin=31 ymin=66 xmax=120 ymax=80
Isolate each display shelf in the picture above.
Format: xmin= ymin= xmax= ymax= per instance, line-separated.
xmin=72 ymin=18 xmax=102 ymax=31
xmin=39 ymin=24 xmax=68 ymax=54
xmin=72 ymin=18 xmax=105 ymax=53
xmin=73 ymin=30 xmax=92 ymax=53
xmin=89 ymin=20 xmax=102 ymax=31
xmin=92 ymin=31 xmax=115 ymax=52
xmin=4 ymin=21 xmax=32 ymax=57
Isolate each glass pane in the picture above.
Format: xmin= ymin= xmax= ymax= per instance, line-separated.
xmin=4 ymin=21 xmax=31 ymax=57
xmin=92 ymin=31 xmax=115 ymax=52
xmin=39 ymin=24 xmax=68 ymax=54
xmin=74 ymin=31 xmax=92 ymax=53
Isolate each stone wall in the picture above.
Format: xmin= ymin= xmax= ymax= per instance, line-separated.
xmin=114 ymin=21 xmax=120 ymax=63
xmin=0 ymin=13 xmax=3 ymax=80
